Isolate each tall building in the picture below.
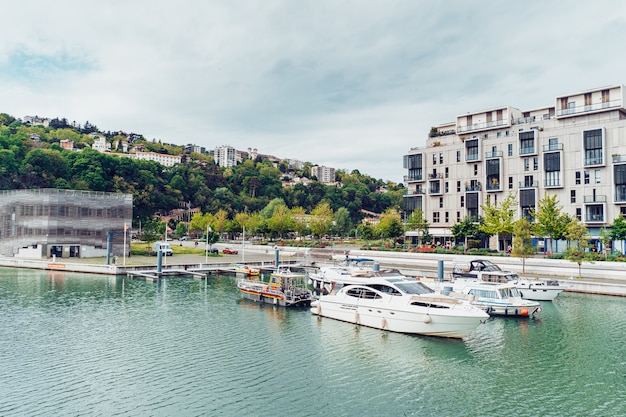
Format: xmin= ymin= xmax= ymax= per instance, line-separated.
xmin=215 ymin=145 xmax=236 ymax=167
xmin=403 ymin=84 xmax=626 ymax=251
xmin=311 ymin=165 xmax=336 ymax=183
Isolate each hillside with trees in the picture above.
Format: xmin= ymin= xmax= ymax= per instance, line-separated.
xmin=0 ymin=113 xmax=406 ymax=239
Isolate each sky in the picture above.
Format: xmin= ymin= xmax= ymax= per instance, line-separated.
xmin=2 ymin=1 xmax=626 ymax=184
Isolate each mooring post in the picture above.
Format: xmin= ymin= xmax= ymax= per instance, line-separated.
xmin=438 ymin=259 xmax=444 ymax=282
xmin=157 ymin=250 xmax=163 ymax=273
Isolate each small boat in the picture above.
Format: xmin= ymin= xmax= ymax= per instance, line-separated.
xmin=311 ymin=275 xmax=489 ymax=339
xmin=442 ymin=280 xmax=542 ymax=317
xmin=237 ymin=265 xmax=312 ymax=307
xmin=452 ymin=259 xmax=565 ymax=301
xmin=234 ymin=263 xmax=260 ymax=276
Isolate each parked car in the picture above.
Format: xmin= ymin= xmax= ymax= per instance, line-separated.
xmin=180 ymin=236 xmax=190 ymax=241
xmin=223 ymin=247 xmax=238 ymax=255
xmin=152 ymin=242 xmax=173 ymax=256
xmin=207 ymin=247 xmax=219 ymax=254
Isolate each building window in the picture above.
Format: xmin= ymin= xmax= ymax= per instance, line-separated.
xmin=585 ymin=205 xmax=604 ymax=222
xmin=583 ymin=129 xmax=603 ymax=166
xmin=433 ymin=212 xmax=440 ymax=223
xmin=456 ymin=151 xmax=461 ymax=162
xmin=571 ymin=190 xmax=576 ymax=203
xmin=508 ymin=143 xmax=513 ymax=156
xmin=457 ymin=211 xmax=461 ymax=222
xmin=519 ymin=131 xmax=535 ymax=155
xmin=439 ymin=197 xmax=444 ymax=208
xmin=508 ymin=177 xmax=513 ymax=189
xmin=576 ymin=208 xmax=582 ymax=220
xmin=445 ymin=167 xmax=449 ymax=178
xmin=544 ymin=152 xmax=561 ymax=187
xmin=584 ymin=171 xmax=590 ymax=185
xmin=439 ymin=153 xmax=444 ymax=164
xmin=473 ymin=164 xmax=478 ymax=176
xmin=404 ymin=153 xmax=423 ymax=181
xmin=575 ymin=171 xmax=581 ymax=185
xmin=595 ymin=170 xmax=601 ymax=184
xmin=524 ymin=158 xmax=530 ymax=171
xmin=506 ymin=130 xmax=510 ymax=137
xmin=533 ymin=157 xmax=539 ymax=171
xmin=445 ymin=182 xmax=449 ymax=193
xmin=497 ymin=132 xmax=502 ymax=138
xmin=445 ymin=212 xmax=449 ymax=223
xmin=466 ymin=139 xmax=479 ymax=161
xmin=433 ymin=154 xmax=437 ymax=165
xmin=523 ymin=175 xmax=534 ymax=188
xmin=457 ymin=181 xmax=461 ymax=192
xmin=460 ymin=196 xmax=465 ymax=207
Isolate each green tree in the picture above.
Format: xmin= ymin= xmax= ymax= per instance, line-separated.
xmin=479 ymin=193 xmax=516 ymax=251
xmin=608 ymin=215 xmax=626 ymax=255
xmin=532 ymin=194 xmax=570 ymax=255
xmin=333 ymin=207 xmax=352 ymax=239
xmin=139 ymin=218 xmax=166 ymax=253
xmin=512 ymin=217 xmax=537 ymax=273
xmin=309 ymin=201 xmax=333 ymax=237
xmin=451 ymin=216 xmax=490 ymax=251
xmin=564 ymin=218 xmax=593 ymax=278
xmin=267 ymin=204 xmax=295 ymax=238
xmin=175 ymin=222 xmax=188 ymax=238
xmin=376 ymin=209 xmax=403 ymax=240
xmin=406 ymin=209 xmax=429 ymax=247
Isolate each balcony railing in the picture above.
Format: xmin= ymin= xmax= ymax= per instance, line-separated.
xmin=465 ymin=185 xmax=482 ymax=192
xmin=615 ymin=192 xmax=626 ymax=202
xmin=585 ymin=214 xmax=605 ymax=223
xmin=457 ymin=119 xmax=507 ymax=134
xmin=466 ymin=153 xmax=479 ymax=162
xmin=519 ymin=181 xmax=538 ymax=188
xmin=612 ymin=155 xmax=626 ymax=164
xmin=556 ymin=99 xmax=622 ymax=117
xmin=428 ymin=173 xmax=443 ymax=179
xmin=404 ymin=174 xmax=423 ymax=182
xmin=484 ymin=151 xmax=503 ymax=158
xmin=543 ymin=143 xmax=563 ymax=152
xmin=583 ymin=195 xmax=607 ymax=203
xmin=584 ymin=156 xmax=604 ymax=166
xmin=544 ymin=179 xmax=562 ymax=188
xmin=519 ymin=147 xmax=536 ymax=156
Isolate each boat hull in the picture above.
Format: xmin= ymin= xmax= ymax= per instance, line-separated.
xmin=311 ymin=298 xmax=488 ymax=339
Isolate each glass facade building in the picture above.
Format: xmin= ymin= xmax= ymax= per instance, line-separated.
xmin=0 ymin=189 xmax=133 ymax=259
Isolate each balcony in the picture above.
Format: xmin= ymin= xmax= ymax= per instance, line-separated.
xmin=428 ymin=173 xmax=443 ymax=179
xmin=404 ymin=174 xmax=423 ymax=182
xmin=457 ymin=119 xmax=508 ymax=134
xmin=466 ymin=152 xmax=479 ymax=162
xmin=612 ymin=155 xmax=626 ymax=164
xmin=556 ymin=99 xmax=622 ymax=118
xmin=584 ymin=195 xmax=607 ymax=203
xmin=584 ymin=156 xmax=604 ymax=166
xmin=544 ymin=179 xmax=562 ymax=188
xmin=519 ymin=181 xmax=538 ymax=189
xmin=543 ymin=143 xmax=563 ymax=152
xmin=465 ymin=184 xmax=482 ymax=192
xmin=615 ymin=191 xmax=626 ymax=202
xmin=519 ymin=146 xmax=536 ymax=156
xmin=485 ymin=151 xmax=503 ymax=159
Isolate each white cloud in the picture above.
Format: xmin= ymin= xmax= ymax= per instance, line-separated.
xmin=2 ymin=0 xmax=626 ymax=183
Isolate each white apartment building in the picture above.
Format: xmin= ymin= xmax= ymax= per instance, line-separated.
xmin=130 ymin=151 xmax=181 ymax=167
xmin=215 ymin=145 xmax=237 ymax=167
xmin=403 ymin=84 xmax=626 ymax=251
xmin=311 ymin=165 xmax=336 ymax=183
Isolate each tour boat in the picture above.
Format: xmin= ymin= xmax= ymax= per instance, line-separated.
xmin=237 ymin=265 xmax=312 ymax=307
xmin=311 ymin=275 xmax=489 ymax=339
xmin=234 ymin=263 xmax=260 ymax=276
xmin=452 ymin=259 xmax=565 ymax=301
xmin=441 ymin=279 xmax=542 ymax=317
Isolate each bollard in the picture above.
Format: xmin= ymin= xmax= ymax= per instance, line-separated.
xmin=438 ymin=259 xmax=444 ymax=282
xmin=157 ymin=250 xmax=163 ymax=273
xmin=274 ymin=245 xmax=279 ymax=266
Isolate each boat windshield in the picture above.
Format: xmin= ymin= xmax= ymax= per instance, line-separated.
xmin=393 ymin=281 xmax=434 ymax=295
xmin=478 ymin=261 xmax=502 ymax=272
xmin=498 ymin=287 xmax=521 ymax=298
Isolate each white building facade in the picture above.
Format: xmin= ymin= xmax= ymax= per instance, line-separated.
xmin=215 ymin=145 xmax=237 ymax=167
xmin=403 ymin=84 xmax=626 ymax=251
xmin=311 ymin=165 xmax=336 ymax=183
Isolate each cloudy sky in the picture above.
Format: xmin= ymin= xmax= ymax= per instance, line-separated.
xmin=2 ymin=1 xmax=626 ymax=183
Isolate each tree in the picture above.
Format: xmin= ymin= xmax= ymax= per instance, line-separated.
xmin=608 ymin=215 xmax=626 ymax=255
xmin=139 ymin=218 xmax=166 ymax=253
xmin=479 ymin=193 xmax=516 ymax=251
xmin=175 ymin=222 xmax=188 ymax=238
xmin=452 ymin=216 xmax=490 ymax=251
xmin=406 ymin=209 xmax=429 ymax=247
xmin=309 ymin=202 xmax=333 ymax=237
xmin=333 ymin=207 xmax=352 ymax=239
xmin=266 ymin=204 xmax=295 ymax=238
xmin=376 ymin=209 xmax=403 ymax=240
xmin=512 ymin=218 xmax=537 ymax=273
xmin=564 ymin=217 xmax=593 ymax=278
xmin=532 ymin=194 xmax=570 ymax=255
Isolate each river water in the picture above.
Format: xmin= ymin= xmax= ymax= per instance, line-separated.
xmin=1 ymin=267 xmax=625 ymax=417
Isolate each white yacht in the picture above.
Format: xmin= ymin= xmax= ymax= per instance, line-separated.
xmin=311 ymin=275 xmax=489 ymax=339
xmin=452 ymin=259 xmax=565 ymax=301
xmin=441 ymin=279 xmax=543 ymax=317
xmin=308 ymin=257 xmax=396 ymax=294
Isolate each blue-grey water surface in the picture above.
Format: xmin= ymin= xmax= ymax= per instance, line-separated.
xmin=1 ymin=267 xmax=625 ymax=417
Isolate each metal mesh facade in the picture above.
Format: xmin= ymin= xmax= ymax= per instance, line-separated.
xmin=0 ymin=189 xmax=133 ymax=258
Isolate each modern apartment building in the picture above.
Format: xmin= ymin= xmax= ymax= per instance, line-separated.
xmin=403 ymin=84 xmax=626 ymax=251
xmin=311 ymin=165 xmax=336 ymax=184
xmin=215 ymin=145 xmax=237 ymax=167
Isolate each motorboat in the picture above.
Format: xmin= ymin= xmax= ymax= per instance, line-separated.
xmin=237 ymin=265 xmax=312 ymax=307
xmin=452 ymin=259 xmax=565 ymax=301
xmin=441 ymin=279 xmax=542 ymax=317
xmin=308 ymin=257 xmax=396 ymax=294
xmin=234 ymin=263 xmax=260 ymax=276
xmin=311 ymin=275 xmax=489 ymax=339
